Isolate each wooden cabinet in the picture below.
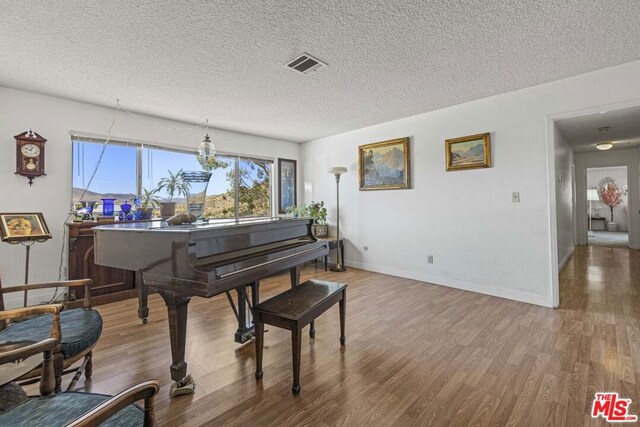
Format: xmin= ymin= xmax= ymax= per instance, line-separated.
xmin=68 ymin=220 xmax=138 ymax=306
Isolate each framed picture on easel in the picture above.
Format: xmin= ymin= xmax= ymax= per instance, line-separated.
xmin=0 ymin=212 xmax=52 ymax=243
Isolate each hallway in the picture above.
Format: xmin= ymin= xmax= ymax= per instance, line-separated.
xmin=588 ymin=230 xmax=629 ymax=247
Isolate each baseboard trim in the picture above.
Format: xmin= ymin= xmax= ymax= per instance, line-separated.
xmin=558 ymin=246 xmax=576 ymax=271
xmin=344 ymin=260 xmax=554 ymax=308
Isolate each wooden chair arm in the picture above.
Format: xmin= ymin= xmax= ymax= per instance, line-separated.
xmin=66 ymin=380 xmax=160 ymax=427
xmin=0 ymin=337 xmax=58 ymax=365
xmin=0 ymin=336 xmax=59 ymax=396
xmin=2 ymin=280 xmax=94 ymax=309
xmin=1 ymin=279 xmax=92 ymax=293
xmin=0 ymin=304 xmax=63 ymax=321
xmin=0 ymin=304 xmax=64 ymax=342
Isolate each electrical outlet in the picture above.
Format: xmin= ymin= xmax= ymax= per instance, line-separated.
xmin=427 ymin=255 xmax=434 ymax=264
xmin=512 ymin=192 xmax=520 ymax=203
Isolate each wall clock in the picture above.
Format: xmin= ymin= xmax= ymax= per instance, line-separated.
xmin=14 ymin=130 xmax=46 ymax=186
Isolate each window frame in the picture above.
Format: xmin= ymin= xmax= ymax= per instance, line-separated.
xmin=70 ymin=134 xmax=275 ymax=219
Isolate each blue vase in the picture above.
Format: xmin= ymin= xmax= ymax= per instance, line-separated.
xmin=120 ymin=203 xmax=132 ymax=215
xmin=101 ymin=198 xmax=116 ymax=216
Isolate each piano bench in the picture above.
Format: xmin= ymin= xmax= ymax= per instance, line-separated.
xmin=251 ymin=279 xmax=347 ymax=395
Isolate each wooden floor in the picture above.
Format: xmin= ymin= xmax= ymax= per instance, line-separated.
xmin=61 ymin=245 xmax=640 ymax=426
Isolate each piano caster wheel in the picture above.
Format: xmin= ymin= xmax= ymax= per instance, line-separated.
xmin=142 ymin=318 xmax=148 ymax=325
xmin=255 ymin=371 xmax=263 ymax=380
xmin=292 ymin=385 xmax=301 ymax=395
xmin=169 ymin=374 xmax=196 ymax=397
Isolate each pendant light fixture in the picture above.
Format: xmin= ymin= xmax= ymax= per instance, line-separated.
xmin=196 ymin=119 xmax=217 ymax=170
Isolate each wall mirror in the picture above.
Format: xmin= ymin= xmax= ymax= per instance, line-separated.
xmin=598 ymin=177 xmax=618 ymax=200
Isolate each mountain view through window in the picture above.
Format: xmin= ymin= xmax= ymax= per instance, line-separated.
xmin=72 ymin=138 xmax=272 ymax=218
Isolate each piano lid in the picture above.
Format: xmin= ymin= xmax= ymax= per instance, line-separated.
xmin=93 ymin=217 xmax=313 ymax=233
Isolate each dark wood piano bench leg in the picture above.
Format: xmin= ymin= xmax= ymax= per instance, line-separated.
xmin=255 ymin=320 xmax=264 ymax=380
xmin=309 ymin=321 xmax=315 ymax=338
xmin=292 ymin=327 xmax=302 ymax=395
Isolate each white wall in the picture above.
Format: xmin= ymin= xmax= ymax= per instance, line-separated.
xmin=554 ymin=127 xmax=575 ymax=268
xmin=575 ymin=149 xmax=640 ymax=247
xmin=587 ymin=166 xmax=629 ymax=231
xmin=0 ymin=87 xmax=300 ymax=307
xmin=302 ymin=60 xmax=640 ymax=308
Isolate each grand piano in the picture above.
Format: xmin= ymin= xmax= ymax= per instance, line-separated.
xmin=93 ymin=217 xmax=328 ymax=393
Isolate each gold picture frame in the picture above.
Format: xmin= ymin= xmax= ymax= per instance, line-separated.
xmin=445 ymin=132 xmax=491 ymax=171
xmin=0 ymin=212 xmax=52 ymax=243
xmin=359 ymin=137 xmax=411 ymax=191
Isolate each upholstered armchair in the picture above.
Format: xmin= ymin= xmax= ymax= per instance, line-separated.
xmin=0 ymin=305 xmax=159 ymax=426
xmin=0 ymin=276 xmax=102 ymax=392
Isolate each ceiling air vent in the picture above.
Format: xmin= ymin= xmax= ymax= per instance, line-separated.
xmin=286 ymin=53 xmax=327 ymax=75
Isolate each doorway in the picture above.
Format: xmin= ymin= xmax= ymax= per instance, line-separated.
xmin=549 ymin=103 xmax=640 ymax=307
xmin=586 ymin=166 xmax=629 ymax=248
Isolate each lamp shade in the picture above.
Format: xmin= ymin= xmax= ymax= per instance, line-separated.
xmin=329 ymin=167 xmax=348 ymax=176
xmin=587 ymin=188 xmax=599 ymax=201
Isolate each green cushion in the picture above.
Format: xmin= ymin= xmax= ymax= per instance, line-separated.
xmin=0 ymin=391 xmax=144 ymax=426
xmin=0 ymin=309 xmax=102 ymax=359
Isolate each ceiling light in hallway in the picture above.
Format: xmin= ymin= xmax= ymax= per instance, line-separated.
xmin=596 ymin=142 xmax=613 ymax=150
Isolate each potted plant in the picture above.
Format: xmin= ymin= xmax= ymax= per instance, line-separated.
xmin=156 ymin=169 xmax=190 ymax=218
xmin=600 ymin=185 xmax=623 ymax=231
xmin=135 ymin=187 xmax=161 ymax=220
xmin=307 ymin=201 xmax=328 ymax=237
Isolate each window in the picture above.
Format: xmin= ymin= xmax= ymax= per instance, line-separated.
xmin=72 ymin=139 xmax=137 ymax=204
xmin=72 ymin=136 xmax=273 ymax=219
xmin=238 ymin=158 xmax=272 ymax=217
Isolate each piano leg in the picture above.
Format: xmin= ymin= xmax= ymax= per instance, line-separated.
xmin=290 ymin=265 xmax=301 ymax=287
xmin=158 ymin=290 xmax=195 ymax=396
xmin=137 ymin=273 xmax=149 ymax=324
xmin=251 ymin=280 xmax=260 ymax=307
xmin=234 ymin=285 xmax=255 ymax=343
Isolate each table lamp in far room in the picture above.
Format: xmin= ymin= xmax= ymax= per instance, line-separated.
xmin=587 ymin=188 xmax=599 ymax=237
xmin=329 ymin=167 xmax=347 ymax=272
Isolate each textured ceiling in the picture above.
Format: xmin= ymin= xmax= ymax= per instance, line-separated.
xmin=1 ymin=1 xmax=640 ymax=143
xmin=556 ymin=105 xmax=640 ymax=152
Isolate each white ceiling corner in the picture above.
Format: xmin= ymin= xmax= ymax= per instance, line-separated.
xmin=1 ymin=1 xmax=640 ymax=143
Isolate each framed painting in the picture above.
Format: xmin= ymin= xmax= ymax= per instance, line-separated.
xmin=445 ymin=132 xmax=491 ymax=171
xmin=359 ymin=137 xmax=411 ymax=191
xmin=278 ymin=158 xmax=297 ymax=214
xmin=0 ymin=212 xmax=52 ymax=243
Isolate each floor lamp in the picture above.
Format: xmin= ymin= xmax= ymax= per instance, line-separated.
xmin=329 ymin=167 xmax=347 ymax=272
xmin=587 ymin=188 xmax=599 ymax=237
